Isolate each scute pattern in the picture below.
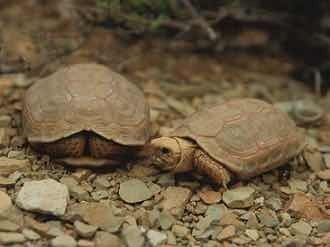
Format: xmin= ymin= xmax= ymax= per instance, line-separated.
xmin=171 ymin=98 xmax=305 ymax=178
xmin=22 ymin=63 xmax=150 ymax=145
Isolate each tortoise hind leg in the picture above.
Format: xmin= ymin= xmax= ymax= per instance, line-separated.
xmin=193 ymin=149 xmax=231 ymax=187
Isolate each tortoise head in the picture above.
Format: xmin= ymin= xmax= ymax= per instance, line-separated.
xmin=151 ymin=137 xmax=195 ymax=173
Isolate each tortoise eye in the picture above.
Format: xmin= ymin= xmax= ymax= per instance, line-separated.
xmin=161 ymin=147 xmax=171 ymax=154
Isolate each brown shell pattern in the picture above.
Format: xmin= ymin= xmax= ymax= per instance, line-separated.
xmin=170 ymin=98 xmax=306 ymax=178
xmin=22 ymin=63 xmax=150 ymax=145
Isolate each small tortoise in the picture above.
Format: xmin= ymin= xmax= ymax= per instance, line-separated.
xmin=22 ymin=63 xmax=150 ymax=166
xmin=151 ymin=98 xmax=306 ymax=185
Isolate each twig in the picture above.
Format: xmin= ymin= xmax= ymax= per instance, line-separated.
xmin=180 ymin=0 xmax=218 ymax=41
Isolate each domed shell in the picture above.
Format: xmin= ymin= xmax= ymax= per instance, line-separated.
xmin=22 ymin=63 xmax=150 ymax=145
xmin=170 ymin=98 xmax=306 ymax=178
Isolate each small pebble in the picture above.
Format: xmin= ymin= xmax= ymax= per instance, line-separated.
xmin=74 ymin=220 xmax=97 ymax=238
xmin=51 ymin=235 xmax=77 ymax=247
xmin=290 ymin=221 xmax=312 ymax=236
xmin=119 ymin=179 xmax=153 ymax=203
xmin=222 ymin=187 xmax=255 ymax=208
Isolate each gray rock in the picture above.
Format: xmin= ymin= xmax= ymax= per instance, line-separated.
xmin=157 ymin=173 xmax=175 ymax=186
xmin=22 ymin=228 xmax=41 ymax=240
xmin=222 ymin=187 xmax=255 ymax=208
xmin=159 ymin=211 xmax=176 ymax=230
xmin=94 ymin=231 xmax=121 ymax=247
xmin=77 ymin=240 xmax=95 ymax=247
xmin=0 ymin=232 xmax=25 ymax=244
xmin=51 ymin=235 xmax=77 ymax=247
xmin=122 ymin=225 xmax=145 ymax=247
xmin=256 ymin=208 xmax=279 ymax=228
xmin=91 ymin=190 xmax=108 ymax=201
xmin=119 ymin=179 xmax=153 ymax=203
xmin=245 ymin=229 xmax=259 ymax=241
xmin=74 ymin=221 xmax=97 ymax=238
xmin=290 ymin=221 xmax=312 ymax=236
xmin=288 ymin=179 xmax=308 ymax=193
xmin=16 ymin=179 xmax=69 ymax=216
xmin=93 ymin=176 xmax=111 ymax=189
xmin=172 ymin=224 xmax=190 ymax=238
xmin=7 ymin=150 xmax=25 ymax=159
xmin=317 ymin=220 xmax=330 ymax=233
xmin=146 ymin=229 xmax=167 ymax=247
xmin=60 ymin=177 xmax=90 ymax=201
xmin=265 ymin=197 xmax=283 ymax=211
xmin=205 ymin=204 xmax=228 ymax=221
xmin=160 ymin=186 xmax=192 ymax=216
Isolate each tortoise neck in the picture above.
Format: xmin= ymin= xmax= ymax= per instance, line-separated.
xmin=173 ymin=137 xmax=196 ymax=173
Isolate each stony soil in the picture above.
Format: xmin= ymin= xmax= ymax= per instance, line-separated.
xmin=1 ymin=1 xmax=330 ymax=247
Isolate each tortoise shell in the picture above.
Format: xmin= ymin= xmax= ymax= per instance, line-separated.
xmin=170 ymin=98 xmax=306 ymax=178
xmin=22 ymin=63 xmax=150 ymax=146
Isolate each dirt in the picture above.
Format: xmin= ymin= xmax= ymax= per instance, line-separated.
xmin=1 ymin=1 xmax=330 ymax=247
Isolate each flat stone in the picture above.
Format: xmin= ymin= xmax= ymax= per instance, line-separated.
xmin=0 ymin=232 xmax=25 ymax=244
xmin=122 ymin=225 xmax=145 ymax=247
xmin=222 ymin=187 xmax=255 ymax=208
xmin=16 ymin=179 xmax=69 ymax=216
xmin=119 ymin=179 xmax=153 ymax=203
xmin=217 ymin=225 xmax=236 ymax=241
xmin=94 ymin=231 xmax=121 ymax=247
xmin=256 ymin=208 xmax=279 ymax=228
xmin=290 ymin=221 xmax=312 ymax=236
xmin=316 ymin=220 xmax=330 ymax=233
xmin=7 ymin=150 xmax=25 ymax=159
xmin=22 ymin=228 xmax=41 ymax=240
xmin=199 ymin=190 xmax=222 ymax=204
xmin=205 ymin=204 xmax=228 ymax=221
xmin=317 ymin=169 xmax=330 ymax=180
xmin=91 ymin=190 xmax=108 ymax=201
xmin=219 ymin=213 xmax=244 ymax=228
xmin=0 ymin=157 xmax=30 ymax=176
xmin=288 ymin=179 xmax=308 ymax=193
xmin=159 ymin=211 xmax=176 ymax=230
xmin=160 ymin=186 xmax=192 ymax=215
xmin=74 ymin=220 xmax=97 ymax=238
xmin=245 ymin=229 xmax=259 ymax=241
xmin=146 ymin=229 xmax=167 ymax=247
xmin=265 ymin=197 xmax=283 ymax=211
xmin=51 ymin=235 xmax=77 ymax=247
xmin=0 ymin=191 xmax=12 ymax=216
xmin=172 ymin=224 xmax=190 ymax=238
xmin=60 ymin=177 xmax=90 ymax=202
xmin=0 ymin=220 xmax=20 ymax=231
xmin=66 ymin=202 xmax=124 ymax=233
xmin=93 ymin=176 xmax=111 ymax=189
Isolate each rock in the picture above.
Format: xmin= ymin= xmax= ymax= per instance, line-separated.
xmin=146 ymin=229 xmax=167 ymax=246
xmin=198 ymin=190 xmax=222 ymax=204
xmin=316 ymin=220 xmax=330 ymax=233
xmin=22 ymin=228 xmax=41 ymax=240
xmin=119 ymin=179 xmax=153 ymax=203
xmin=0 ymin=191 xmax=12 ymax=216
xmin=91 ymin=190 xmax=108 ymax=201
xmin=7 ymin=150 xmax=25 ymax=159
xmin=78 ymin=239 xmax=95 ymax=247
xmin=317 ymin=169 xmax=330 ymax=180
xmin=279 ymin=212 xmax=292 ymax=226
xmin=93 ymin=176 xmax=111 ymax=189
xmin=256 ymin=208 xmax=279 ymax=228
xmin=24 ymin=216 xmax=50 ymax=236
xmin=288 ymin=179 xmax=308 ymax=193
xmin=219 ymin=213 xmax=244 ymax=228
xmin=74 ymin=220 xmax=97 ymax=238
xmin=0 ymin=220 xmax=20 ymax=231
xmin=160 ymin=186 xmax=192 ymax=215
xmin=286 ymin=192 xmax=326 ymax=220
xmin=66 ymin=202 xmax=124 ymax=233
xmin=205 ymin=204 xmax=228 ymax=221
xmin=0 ymin=232 xmax=25 ymax=244
xmin=222 ymin=186 xmax=255 ymax=208
xmin=217 ymin=225 xmax=236 ymax=241
xmin=157 ymin=173 xmax=175 ymax=186
xmin=324 ymin=153 xmax=330 ymax=169
xmin=159 ymin=211 xmax=176 ymax=230
xmin=290 ymin=221 xmax=312 ymax=236
xmin=0 ymin=128 xmax=9 ymax=147
xmin=60 ymin=176 xmax=90 ymax=201
xmin=0 ymin=157 xmax=30 ymax=176
xmin=245 ymin=229 xmax=259 ymax=241
xmin=265 ymin=197 xmax=282 ymax=211
xmin=245 ymin=212 xmax=259 ymax=229
xmin=279 ymin=227 xmax=291 ymax=237
xmin=172 ymin=224 xmax=190 ymax=238
xmin=94 ymin=231 xmax=121 ymax=247
xmin=122 ymin=225 xmax=145 ymax=247
xmin=0 ymin=115 xmax=11 ymax=127
xmin=16 ymin=179 xmax=69 ymax=216
xmin=51 ymin=235 xmax=77 ymax=247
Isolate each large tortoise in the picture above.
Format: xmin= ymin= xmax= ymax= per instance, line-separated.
xmin=22 ymin=63 xmax=150 ymax=166
xmin=151 ymin=98 xmax=306 ymax=185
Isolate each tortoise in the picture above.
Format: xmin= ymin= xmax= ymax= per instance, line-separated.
xmin=151 ymin=98 xmax=306 ymax=186
xmin=22 ymin=63 xmax=150 ymax=166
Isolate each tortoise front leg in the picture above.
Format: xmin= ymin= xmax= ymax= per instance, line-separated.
xmin=193 ymin=149 xmax=231 ymax=187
